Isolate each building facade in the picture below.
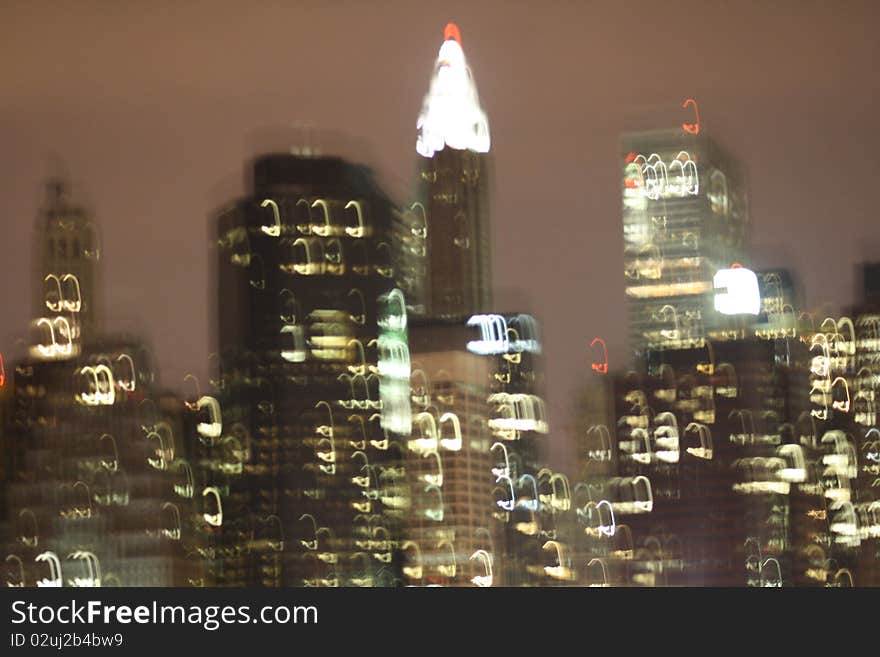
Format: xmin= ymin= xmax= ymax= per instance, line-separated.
xmin=210 ymin=153 xmax=408 ymax=585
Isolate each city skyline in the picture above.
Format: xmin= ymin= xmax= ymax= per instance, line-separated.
xmin=2 ymin=0 xmax=879 ymax=462
xmin=3 ymin=1 xmax=880 ymax=589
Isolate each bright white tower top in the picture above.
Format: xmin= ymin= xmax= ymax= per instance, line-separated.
xmin=416 ymin=23 xmax=490 ymax=158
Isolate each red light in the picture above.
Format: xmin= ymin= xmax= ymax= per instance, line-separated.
xmin=590 ymin=338 xmax=608 ymax=375
xmin=0 ymin=352 xmax=4 ymax=387
xmin=682 ymin=98 xmax=700 ymax=135
xmin=444 ymin=23 xmax=462 ymax=45
xmin=625 ymin=152 xmax=637 ymax=164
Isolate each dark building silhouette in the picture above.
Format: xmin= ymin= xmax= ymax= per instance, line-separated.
xmin=211 ymin=152 xmax=407 ymax=585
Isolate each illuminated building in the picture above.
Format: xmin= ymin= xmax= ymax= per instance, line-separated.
xmin=399 ymin=313 xmax=551 ymax=587
xmin=615 ymin=124 xmax=747 ymax=584
xmin=484 ymin=317 xmax=556 ymax=587
xmin=2 ymin=180 xmax=194 ymax=587
xmin=210 ymin=153 xmax=406 ymax=586
xmin=613 ymin=122 xmax=859 ymax=586
xmin=6 ymin=342 xmax=197 ymax=587
xmin=395 ymin=23 xmax=492 ymax=319
xmin=840 ymin=262 xmax=880 ymax=586
xmin=604 ymin=249 xmax=878 ymax=586
xmin=390 ymin=24 xmax=558 ymax=587
xmin=855 ymin=262 xmax=880 ymax=381
xmin=567 ymin=376 xmax=627 ymax=585
xmin=617 ymin=338 xmax=801 ymax=585
xmin=401 ymin=320 xmax=496 ymax=586
xmin=622 ymin=129 xmax=748 ymax=355
xmin=614 ymin=122 xmax=782 ymax=585
xmin=34 ymin=180 xmax=101 ymax=346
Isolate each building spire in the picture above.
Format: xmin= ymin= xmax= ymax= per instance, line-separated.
xmin=416 ymin=22 xmax=490 ymax=158
xmin=444 ymin=22 xmax=461 ymax=45
xmin=45 ymin=178 xmax=70 ymax=211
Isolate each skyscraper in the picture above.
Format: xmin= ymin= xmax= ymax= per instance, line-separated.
xmin=34 ymin=180 xmax=101 ymax=346
xmin=211 ymin=152 xmax=407 ymax=586
xmin=622 ymin=128 xmax=748 ymax=356
xmin=614 ymin=121 xmax=761 ymax=585
xmin=396 ymin=23 xmax=492 ymax=319
xmin=390 ymin=25 xmax=559 ymax=587
xmin=3 ymin=179 xmax=193 ymax=588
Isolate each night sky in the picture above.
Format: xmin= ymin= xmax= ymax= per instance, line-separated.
xmin=2 ymin=1 xmax=879 ymax=463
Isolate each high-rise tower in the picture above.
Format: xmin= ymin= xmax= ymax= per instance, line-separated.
xmin=392 ymin=25 xmax=556 ymax=588
xmin=397 ymin=23 xmax=492 ymax=319
xmin=34 ymin=180 xmax=101 ymax=346
xmin=622 ymin=128 xmax=748 ymax=357
xmin=3 ymin=179 xmax=193 ymax=588
xmin=211 ymin=153 xmax=407 ymax=586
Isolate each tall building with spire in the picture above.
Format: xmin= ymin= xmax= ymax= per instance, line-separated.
xmin=390 ymin=25 xmax=558 ymax=588
xmin=34 ymin=180 xmax=102 ymax=345
xmin=3 ymin=179 xmax=195 ymax=588
xmin=396 ymin=23 xmax=492 ymax=320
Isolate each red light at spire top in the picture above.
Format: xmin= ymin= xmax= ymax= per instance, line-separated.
xmin=444 ymin=22 xmax=462 ymax=45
